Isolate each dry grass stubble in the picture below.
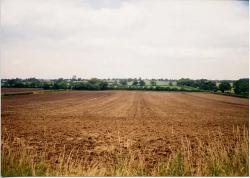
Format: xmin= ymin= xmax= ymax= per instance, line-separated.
xmin=1 ymin=125 xmax=248 ymax=176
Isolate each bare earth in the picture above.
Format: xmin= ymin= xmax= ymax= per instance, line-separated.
xmin=1 ymin=90 xmax=249 ymax=169
xmin=1 ymin=87 xmax=42 ymax=93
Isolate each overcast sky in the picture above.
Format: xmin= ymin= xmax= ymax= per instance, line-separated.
xmin=1 ymin=0 xmax=249 ymax=80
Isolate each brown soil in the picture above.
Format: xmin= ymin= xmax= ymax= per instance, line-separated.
xmin=1 ymin=90 xmax=249 ymax=167
xmin=1 ymin=87 xmax=42 ymax=93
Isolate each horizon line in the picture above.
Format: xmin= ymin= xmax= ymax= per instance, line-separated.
xmin=1 ymin=77 xmax=249 ymax=81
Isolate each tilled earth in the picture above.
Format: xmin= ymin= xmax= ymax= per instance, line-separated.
xmin=1 ymin=90 xmax=249 ymax=167
xmin=1 ymin=87 xmax=42 ymax=93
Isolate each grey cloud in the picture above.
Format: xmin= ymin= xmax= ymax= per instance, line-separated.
xmin=1 ymin=0 xmax=248 ymax=80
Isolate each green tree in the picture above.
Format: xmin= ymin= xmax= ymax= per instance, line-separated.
xmin=139 ymin=80 xmax=145 ymax=86
xmin=127 ymin=78 xmax=133 ymax=82
xmin=7 ymin=78 xmax=24 ymax=87
xmin=132 ymin=80 xmax=138 ymax=86
xmin=99 ymin=81 xmax=108 ymax=90
xmin=73 ymin=82 xmax=87 ymax=90
xmin=233 ymin=79 xmax=249 ymax=95
xmin=53 ymin=81 xmax=68 ymax=89
xmin=87 ymin=78 xmax=108 ymax=90
xmin=88 ymin=78 xmax=100 ymax=85
xmin=57 ymin=78 xmax=64 ymax=82
xmin=177 ymin=78 xmax=196 ymax=87
xmin=150 ymin=79 xmax=156 ymax=86
xmin=196 ymin=79 xmax=217 ymax=91
xmin=119 ymin=79 xmax=128 ymax=86
xmin=219 ymin=81 xmax=231 ymax=93
xmin=42 ymin=83 xmax=53 ymax=90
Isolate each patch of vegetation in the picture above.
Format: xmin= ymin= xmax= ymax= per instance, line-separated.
xmin=218 ymin=81 xmax=232 ymax=93
xmin=233 ymin=78 xmax=249 ymax=96
xmin=1 ymin=77 xmax=248 ymax=97
xmin=2 ymin=126 xmax=248 ymax=176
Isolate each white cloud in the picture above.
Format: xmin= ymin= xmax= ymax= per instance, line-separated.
xmin=1 ymin=0 xmax=248 ymax=79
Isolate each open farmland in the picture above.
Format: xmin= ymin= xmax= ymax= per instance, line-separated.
xmin=1 ymin=90 xmax=249 ymax=176
xmin=1 ymin=87 xmax=42 ymax=94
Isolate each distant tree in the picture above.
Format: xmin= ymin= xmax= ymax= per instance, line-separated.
xmin=26 ymin=78 xmax=40 ymax=83
xmin=233 ymin=78 xmax=249 ymax=95
xmin=7 ymin=78 xmax=24 ymax=87
xmin=42 ymin=83 xmax=52 ymax=90
xmin=25 ymin=78 xmax=42 ymax=88
xmin=72 ymin=82 xmax=85 ymax=90
xmin=99 ymin=81 xmax=108 ymax=90
xmin=113 ymin=80 xmax=118 ymax=86
xmin=132 ymin=80 xmax=138 ymax=86
xmin=14 ymin=82 xmax=25 ymax=88
xmin=177 ymin=78 xmax=196 ymax=87
xmin=219 ymin=81 xmax=231 ymax=93
xmin=57 ymin=78 xmax=64 ymax=82
xmin=196 ymin=79 xmax=217 ymax=91
xmin=127 ymin=78 xmax=133 ymax=82
xmin=88 ymin=78 xmax=99 ymax=84
xmin=86 ymin=78 xmax=108 ymax=90
xmin=119 ymin=79 xmax=128 ymax=86
xmin=139 ymin=80 xmax=145 ymax=86
xmin=169 ymin=82 xmax=173 ymax=86
xmin=53 ymin=81 xmax=68 ymax=89
xmin=150 ymin=79 xmax=156 ymax=86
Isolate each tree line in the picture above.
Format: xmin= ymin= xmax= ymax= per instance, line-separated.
xmin=1 ymin=77 xmax=248 ymax=97
xmin=177 ymin=78 xmax=248 ymax=96
xmin=1 ymin=78 xmax=109 ymax=90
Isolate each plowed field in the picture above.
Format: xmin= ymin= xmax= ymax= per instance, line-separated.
xmin=1 ymin=90 xmax=249 ymax=176
xmin=1 ymin=87 xmax=42 ymax=93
